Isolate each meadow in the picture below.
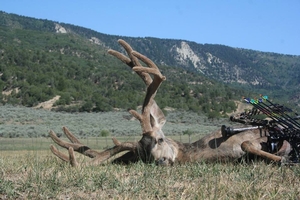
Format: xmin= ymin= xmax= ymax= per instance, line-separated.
xmin=1 ymin=105 xmax=300 ymax=199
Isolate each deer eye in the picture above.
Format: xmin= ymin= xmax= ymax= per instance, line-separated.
xmin=157 ymin=138 xmax=164 ymax=145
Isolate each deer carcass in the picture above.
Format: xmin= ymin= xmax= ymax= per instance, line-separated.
xmin=49 ymin=39 xmax=290 ymax=166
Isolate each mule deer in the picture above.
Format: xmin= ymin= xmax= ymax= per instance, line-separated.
xmin=49 ymin=39 xmax=290 ymax=166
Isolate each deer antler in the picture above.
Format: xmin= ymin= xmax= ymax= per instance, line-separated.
xmin=49 ymin=39 xmax=172 ymax=166
xmin=49 ymin=127 xmax=138 ymax=166
xmin=108 ymin=39 xmax=166 ymax=134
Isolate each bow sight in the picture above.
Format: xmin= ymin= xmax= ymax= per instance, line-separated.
xmin=222 ymin=95 xmax=300 ymax=163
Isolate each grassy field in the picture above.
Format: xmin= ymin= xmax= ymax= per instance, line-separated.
xmin=1 ymin=149 xmax=300 ymax=199
xmin=1 ymin=105 xmax=300 ymax=199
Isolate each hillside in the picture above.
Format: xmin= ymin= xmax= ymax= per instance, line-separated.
xmin=0 ymin=11 xmax=299 ymax=115
xmin=59 ymin=20 xmax=300 ymax=104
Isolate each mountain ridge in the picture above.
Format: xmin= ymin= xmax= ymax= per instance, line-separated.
xmin=0 ymin=10 xmax=299 ymax=113
xmin=60 ymin=18 xmax=300 ymax=106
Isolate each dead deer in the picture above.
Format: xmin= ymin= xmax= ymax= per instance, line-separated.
xmin=49 ymin=39 xmax=291 ymax=167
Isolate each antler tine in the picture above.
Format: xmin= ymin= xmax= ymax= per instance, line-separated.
xmin=132 ymin=51 xmax=160 ymax=71
xmin=68 ymin=147 xmax=78 ymax=167
xmin=107 ymin=49 xmax=131 ymax=65
xmin=90 ymin=139 xmax=138 ymax=165
xmin=117 ymin=39 xmax=141 ymax=67
xmin=50 ymin=130 xmax=139 ymax=166
xmin=108 ymin=40 xmax=152 ymax=86
xmin=49 ymin=130 xmax=83 ymax=151
xmin=131 ymin=51 xmax=166 ymax=85
xmin=50 ymin=145 xmax=70 ymax=162
xmin=50 ymin=144 xmax=79 ymax=167
xmin=49 ymin=129 xmax=100 ymax=158
xmin=132 ymin=50 xmax=166 ymax=110
xmin=62 ymin=126 xmax=82 ymax=144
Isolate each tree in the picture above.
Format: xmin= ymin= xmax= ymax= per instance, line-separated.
xmin=57 ymin=77 xmax=67 ymax=91
xmin=183 ymin=129 xmax=194 ymax=144
xmin=100 ymin=129 xmax=110 ymax=147
xmin=207 ymin=111 xmax=220 ymax=121
xmin=80 ymin=100 xmax=93 ymax=112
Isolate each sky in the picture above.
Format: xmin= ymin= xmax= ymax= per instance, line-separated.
xmin=1 ymin=0 xmax=300 ymax=55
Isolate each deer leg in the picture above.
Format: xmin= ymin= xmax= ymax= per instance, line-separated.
xmin=275 ymin=140 xmax=292 ymax=157
xmin=241 ymin=140 xmax=282 ymax=162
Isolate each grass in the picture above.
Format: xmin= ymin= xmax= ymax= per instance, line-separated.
xmin=1 ymin=105 xmax=300 ymax=199
xmin=1 ymin=150 xmax=300 ymax=199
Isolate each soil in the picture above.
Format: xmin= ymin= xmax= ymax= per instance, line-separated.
xmin=34 ymin=95 xmax=60 ymax=110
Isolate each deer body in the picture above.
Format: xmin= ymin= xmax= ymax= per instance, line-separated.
xmin=49 ymin=39 xmax=289 ymax=167
xmin=176 ymin=129 xmax=264 ymax=163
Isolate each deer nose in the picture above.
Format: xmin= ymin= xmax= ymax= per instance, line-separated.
xmin=156 ymin=157 xmax=168 ymax=166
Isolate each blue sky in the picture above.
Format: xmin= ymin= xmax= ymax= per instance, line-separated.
xmin=1 ymin=0 xmax=300 ymax=55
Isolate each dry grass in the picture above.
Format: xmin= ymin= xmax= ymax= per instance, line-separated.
xmin=1 ymin=106 xmax=300 ymax=199
xmin=1 ymin=149 xmax=300 ymax=199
